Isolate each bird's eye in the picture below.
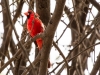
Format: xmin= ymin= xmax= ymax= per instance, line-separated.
xmin=28 ymin=12 xmax=31 ymax=15
xmin=27 ymin=12 xmax=31 ymax=19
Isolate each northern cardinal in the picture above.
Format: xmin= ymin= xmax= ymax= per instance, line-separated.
xmin=24 ymin=10 xmax=50 ymax=68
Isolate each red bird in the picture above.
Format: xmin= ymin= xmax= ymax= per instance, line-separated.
xmin=24 ymin=10 xmax=50 ymax=68
xmin=24 ymin=10 xmax=45 ymax=50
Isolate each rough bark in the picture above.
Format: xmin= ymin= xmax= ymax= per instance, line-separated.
xmin=38 ymin=0 xmax=66 ymax=75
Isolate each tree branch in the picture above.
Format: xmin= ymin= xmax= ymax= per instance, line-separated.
xmin=38 ymin=0 xmax=66 ymax=75
xmin=4 ymin=0 xmax=35 ymax=72
xmin=90 ymin=53 xmax=100 ymax=75
xmin=0 ymin=32 xmax=43 ymax=73
xmin=88 ymin=0 xmax=100 ymax=12
xmin=53 ymin=41 xmax=69 ymax=75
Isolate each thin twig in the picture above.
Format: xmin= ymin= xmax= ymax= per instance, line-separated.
xmin=88 ymin=0 xmax=100 ymax=12
xmin=0 ymin=33 xmax=43 ymax=73
xmin=53 ymin=41 xmax=70 ymax=75
xmin=68 ymin=42 xmax=100 ymax=62
xmin=56 ymin=20 xmax=68 ymax=43
xmin=4 ymin=0 xmax=35 ymax=71
xmin=49 ymin=63 xmax=62 ymax=74
xmin=21 ymin=51 xmax=41 ymax=75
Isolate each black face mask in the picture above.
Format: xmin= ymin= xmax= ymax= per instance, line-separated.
xmin=27 ymin=12 xmax=32 ymax=19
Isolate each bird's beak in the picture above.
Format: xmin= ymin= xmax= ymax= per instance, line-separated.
xmin=24 ymin=12 xmax=29 ymax=16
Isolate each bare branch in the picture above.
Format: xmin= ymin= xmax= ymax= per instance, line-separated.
xmin=88 ymin=0 xmax=100 ymax=12
xmin=0 ymin=32 xmax=43 ymax=73
xmin=38 ymin=0 xmax=66 ymax=75
xmin=53 ymin=41 xmax=69 ymax=75
xmin=90 ymin=53 xmax=100 ymax=75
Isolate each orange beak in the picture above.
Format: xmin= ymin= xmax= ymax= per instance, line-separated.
xmin=24 ymin=12 xmax=29 ymax=16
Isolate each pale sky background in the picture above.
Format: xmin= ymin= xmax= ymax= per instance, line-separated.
xmin=0 ymin=0 xmax=100 ymax=75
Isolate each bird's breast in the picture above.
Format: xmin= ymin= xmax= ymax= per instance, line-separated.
xmin=27 ymin=18 xmax=44 ymax=37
